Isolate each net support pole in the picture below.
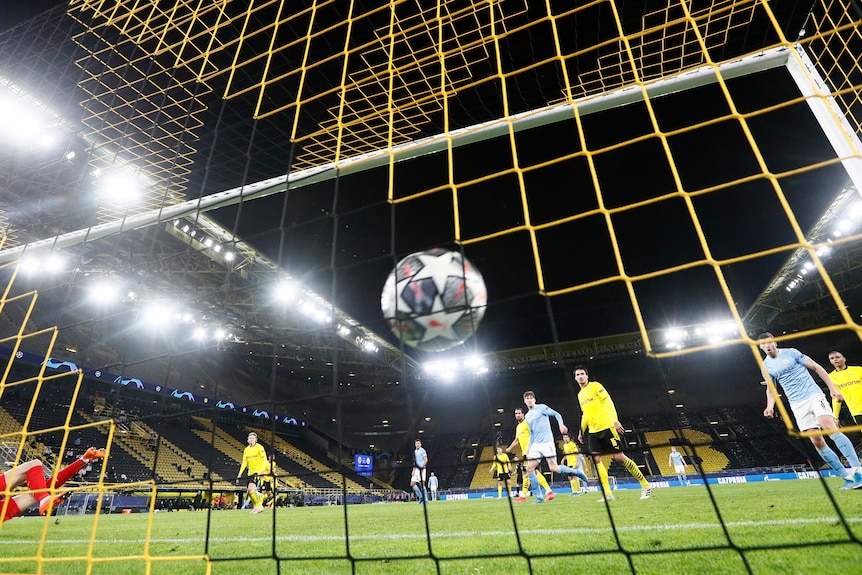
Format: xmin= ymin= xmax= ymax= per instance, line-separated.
xmin=787 ymin=44 xmax=862 ymax=194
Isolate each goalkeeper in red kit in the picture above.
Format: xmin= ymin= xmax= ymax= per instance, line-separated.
xmin=1 ymin=447 xmax=105 ymax=521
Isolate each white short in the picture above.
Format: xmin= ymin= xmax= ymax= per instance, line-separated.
xmin=790 ymin=393 xmax=832 ymax=431
xmin=411 ymin=467 xmax=426 ymax=483
xmin=526 ymin=441 xmax=557 ymax=461
xmin=674 ymin=464 xmax=686 ymax=474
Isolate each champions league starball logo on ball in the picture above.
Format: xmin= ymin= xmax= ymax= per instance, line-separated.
xmin=381 ymin=248 xmax=487 ymax=352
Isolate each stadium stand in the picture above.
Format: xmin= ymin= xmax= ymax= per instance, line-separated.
xmin=644 ymin=429 xmax=730 ymax=475
xmin=243 ymin=424 xmax=370 ymax=492
xmin=427 ymin=433 xmax=472 ymax=490
xmin=468 ymin=445 xmax=498 ymax=489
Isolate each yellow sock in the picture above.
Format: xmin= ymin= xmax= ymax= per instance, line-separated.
xmin=249 ymin=490 xmax=261 ymax=508
xmin=537 ymin=472 xmax=551 ymax=492
xmin=498 ymin=484 xmax=503 ymax=498
xmin=522 ymin=477 xmax=530 ymax=493
xmin=597 ymin=461 xmax=612 ymax=494
xmin=570 ymin=478 xmax=579 ymax=492
xmin=623 ymin=457 xmax=649 ymax=488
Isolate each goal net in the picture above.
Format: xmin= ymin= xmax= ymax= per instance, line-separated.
xmin=0 ymin=0 xmax=861 ymax=573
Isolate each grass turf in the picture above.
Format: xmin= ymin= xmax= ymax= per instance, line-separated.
xmin=0 ymin=479 xmax=860 ymax=574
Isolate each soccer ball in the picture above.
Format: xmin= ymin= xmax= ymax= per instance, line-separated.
xmin=381 ymin=248 xmax=487 ymax=352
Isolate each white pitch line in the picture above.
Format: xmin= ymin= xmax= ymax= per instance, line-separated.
xmin=0 ymin=516 xmax=857 ymax=546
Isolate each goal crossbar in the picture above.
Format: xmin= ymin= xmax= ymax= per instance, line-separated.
xmin=0 ymin=46 xmax=830 ymax=265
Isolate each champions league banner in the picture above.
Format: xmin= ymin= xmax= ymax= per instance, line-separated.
xmin=0 ymin=345 xmax=304 ymax=427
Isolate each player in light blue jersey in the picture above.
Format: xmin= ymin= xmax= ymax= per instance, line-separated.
xmin=759 ymin=333 xmax=862 ymax=490
xmin=522 ymin=391 xmax=589 ymax=504
xmin=411 ymin=439 xmax=429 ymax=504
xmin=668 ymin=446 xmax=689 ymax=485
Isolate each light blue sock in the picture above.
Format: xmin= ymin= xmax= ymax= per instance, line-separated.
xmin=557 ymin=464 xmax=589 ymax=483
xmin=527 ymin=472 xmax=541 ymax=497
xmin=412 ymin=485 xmax=422 ymax=499
xmin=831 ymin=432 xmax=861 ymax=467
xmin=817 ymin=445 xmax=850 ymax=476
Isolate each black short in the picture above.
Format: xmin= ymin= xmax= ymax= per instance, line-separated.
xmin=241 ymin=474 xmax=262 ymax=489
xmin=260 ymin=480 xmax=273 ymax=493
xmin=496 ymin=471 xmax=510 ymax=481
xmin=585 ymin=428 xmax=622 ymax=455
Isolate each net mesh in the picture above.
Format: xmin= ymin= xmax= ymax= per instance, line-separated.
xmin=0 ymin=0 xmax=861 ymax=573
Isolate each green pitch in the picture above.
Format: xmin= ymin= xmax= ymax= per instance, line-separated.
xmin=0 ymin=480 xmax=860 ymax=575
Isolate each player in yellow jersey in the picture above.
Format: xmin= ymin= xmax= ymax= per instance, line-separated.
xmin=575 ymin=365 xmax=652 ymax=502
xmin=561 ymin=434 xmax=585 ymax=496
xmin=489 ymin=446 xmax=513 ymax=498
xmin=236 ymin=432 xmax=267 ymax=514
xmin=505 ymin=407 xmax=553 ymax=502
xmin=828 ymin=350 xmax=862 ymax=426
xmin=260 ymin=453 xmax=276 ymax=508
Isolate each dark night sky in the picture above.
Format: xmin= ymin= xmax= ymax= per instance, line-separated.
xmin=0 ymin=0 xmax=66 ymax=31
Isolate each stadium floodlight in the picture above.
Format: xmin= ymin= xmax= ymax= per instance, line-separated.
xmin=87 ymin=279 xmax=120 ymax=305
xmin=18 ymin=253 xmax=65 ymax=275
xmin=223 ymin=251 xmax=235 ymax=261
xmin=273 ymin=279 xmax=296 ymax=302
xmin=0 ymin=100 xmax=41 ymax=144
xmin=702 ymin=320 xmax=736 ymax=340
xmin=44 ymin=253 xmax=65 ymax=273
xmin=17 ymin=258 xmax=39 ymax=275
xmin=464 ymin=355 xmax=488 ymax=375
xmin=192 ymin=327 xmax=207 ymax=341
xmin=100 ymin=173 xmax=142 ymax=204
xmin=299 ymin=300 xmax=331 ymax=324
xmin=664 ymin=328 xmax=686 ymax=344
xmin=362 ymin=340 xmax=378 ymax=353
xmin=141 ymin=302 xmax=174 ymax=327
xmin=424 ymin=359 xmax=458 ymax=381
xmin=38 ymin=130 xmax=60 ymax=149
xmin=65 ymin=150 xmax=76 ymax=160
